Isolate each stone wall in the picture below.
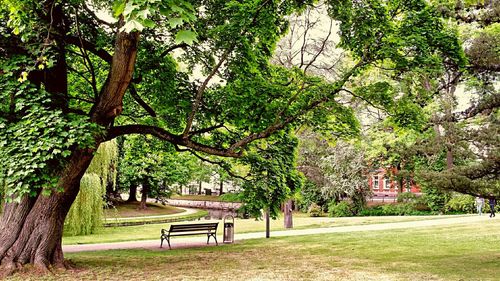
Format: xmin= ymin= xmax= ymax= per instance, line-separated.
xmin=166 ymin=199 xmax=242 ymax=210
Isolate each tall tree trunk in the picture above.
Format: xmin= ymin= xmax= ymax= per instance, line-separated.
xmin=127 ymin=185 xmax=138 ymax=202
xmin=219 ymin=179 xmax=224 ymax=195
xmin=284 ymin=199 xmax=293 ymax=229
xmin=198 ymin=180 xmax=202 ymax=195
xmin=139 ymin=182 xmax=150 ymax=210
xmin=265 ymin=209 xmax=270 ymax=238
xmin=446 ymin=147 xmax=454 ymax=169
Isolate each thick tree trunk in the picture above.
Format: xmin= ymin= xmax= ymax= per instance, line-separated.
xmin=139 ymin=182 xmax=150 ymax=210
xmin=284 ymin=199 xmax=293 ymax=229
xmin=219 ymin=179 xmax=224 ymax=195
xmin=0 ymin=12 xmax=139 ymax=276
xmin=0 ymin=150 xmax=94 ymax=276
xmin=198 ymin=181 xmax=202 ymax=195
xmin=127 ymin=185 xmax=138 ymax=202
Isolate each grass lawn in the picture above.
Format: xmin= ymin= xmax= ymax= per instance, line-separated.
xmin=63 ymin=213 xmax=469 ymax=245
xmin=104 ymin=201 xmax=185 ymax=218
xmin=10 ymin=218 xmax=500 ymax=280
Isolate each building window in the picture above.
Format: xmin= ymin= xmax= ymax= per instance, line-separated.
xmin=383 ymin=177 xmax=391 ymax=190
xmin=372 ymin=175 xmax=379 ymax=191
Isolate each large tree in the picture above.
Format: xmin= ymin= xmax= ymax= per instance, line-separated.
xmin=120 ymin=135 xmax=196 ymax=209
xmin=0 ymin=0 xmax=464 ymax=274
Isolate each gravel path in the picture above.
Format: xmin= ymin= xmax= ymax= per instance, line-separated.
xmin=63 ymin=215 xmax=491 ymax=253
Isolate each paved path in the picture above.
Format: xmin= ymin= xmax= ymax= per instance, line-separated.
xmin=63 ymin=215 xmax=491 ymax=253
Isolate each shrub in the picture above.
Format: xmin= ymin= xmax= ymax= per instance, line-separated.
xmin=360 ymin=203 xmax=435 ymax=216
xmin=445 ymin=194 xmax=475 ymax=214
xmin=308 ymin=203 xmax=322 ymax=217
xmin=219 ymin=192 xmax=242 ymax=202
xmin=421 ymin=186 xmax=450 ymax=213
xmin=298 ymin=180 xmax=326 ymax=213
xmin=328 ymin=201 xmax=352 ymax=217
xmin=359 ymin=206 xmax=385 ymax=216
xmin=397 ymin=192 xmax=417 ymax=203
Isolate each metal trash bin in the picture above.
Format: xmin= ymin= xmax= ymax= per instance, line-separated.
xmin=223 ymin=215 xmax=234 ymax=244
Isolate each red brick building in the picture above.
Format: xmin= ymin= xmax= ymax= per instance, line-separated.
xmin=368 ymin=168 xmax=421 ymax=198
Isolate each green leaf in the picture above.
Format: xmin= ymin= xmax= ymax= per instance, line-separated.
xmin=159 ymin=7 xmax=171 ymax=17
xmin=168 ymin=18 xmax=184 ymax=29
xmin=112 ymin=0 xmax=126 ymax=18
xmin=142 ymin=19 xmax=155 ymax=28
xmin=123 ymin=2 xmax=138 ymax=17
xmin=175 ymin=30 xmax=197 ymax=45
xmin=121 ymin=19 xmax=144 ymax=33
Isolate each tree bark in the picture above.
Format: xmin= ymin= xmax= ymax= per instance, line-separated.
xmin=139 ymin=182 xmax=150 ymax=210
xmin=265 ymin=209 xmax=270 ymax=238
xmin=198 ymin=180 xmax=202 ymax=195
xmin=0 ymin=149 xmax=94 ymax=276
xmin=127 ymin=185 xmax=138 ymax=202
xmin=219 ymin=179 xmax=224 ymax=195
xmin=284 ymin=199 xmax=293 ymax=229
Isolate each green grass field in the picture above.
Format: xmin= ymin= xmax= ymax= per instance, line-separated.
xmin=63 ymin=214 xmax=468 ymax=245
xmin=10 ymin=218 xmax=500 ymax=281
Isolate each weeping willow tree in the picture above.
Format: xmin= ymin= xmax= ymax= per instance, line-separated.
xmin=64 ymin=140 xmax=118 ymax=236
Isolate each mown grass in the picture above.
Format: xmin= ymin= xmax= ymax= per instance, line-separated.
xmin=9 ymin=218 xmax=500 ymax=281
xmin=62 ymin=213 xmax=468 ymax=245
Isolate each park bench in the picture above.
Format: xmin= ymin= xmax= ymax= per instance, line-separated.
xmin=160 ymin=222 xmax=219 ymax=249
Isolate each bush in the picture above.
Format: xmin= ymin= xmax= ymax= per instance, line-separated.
xmin=445 ymin=194 xmax=475 ymax=214
xmin=381 ymin=203 xmax=415 ymax=216
xmin=308 ymin=203 xmax=322 ymax=217
xmin=328 ymin=201 xmax=352 ymax=217
xmin=219 ymin=192 xmax=242 ymax=202
xmin=298 ymin=180 xmax=327 ymax=213
xmin=359 ymin=206 xmax=385 ymax=216
xmin=421 ymin=186 xmax=450 ymax=213
xmin=359 ymin=203 xmax=435 ymax=216
xmin=397 ymin=192 xmax=417 ymax=203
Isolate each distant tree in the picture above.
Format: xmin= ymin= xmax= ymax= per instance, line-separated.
xmin=239 ymin=132 xmax=303 ymax=237
xmin=298 ymin=131 xmax=369 ymax=213
xmin=120 ymin=136 xmax=195 ymax=209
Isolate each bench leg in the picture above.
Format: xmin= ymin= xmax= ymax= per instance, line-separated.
xmin=167 ymin=236 xmax=171 ymax=250
xmin=161 ymin=236 xmax=164 ymax=248
xmin=207 ymin=234 xmax=218 ymax=246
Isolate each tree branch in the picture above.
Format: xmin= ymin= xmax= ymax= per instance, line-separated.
xmin=65 ymin=36 xmax=113 ymax=63
xmin=129 ymin=84 xmax=157 ymax=117
xmin=160 ymin=43 xmax=188 ymax=57
xmin=188 ymin=123 xmax=224 ymax=136
xmin=107 ymin=124 xmax=241 ymax=158
xmin=182 ymin=49 xmax=231 ymax=137
xmin=186 ymin=150 xmax=249 ymax=181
